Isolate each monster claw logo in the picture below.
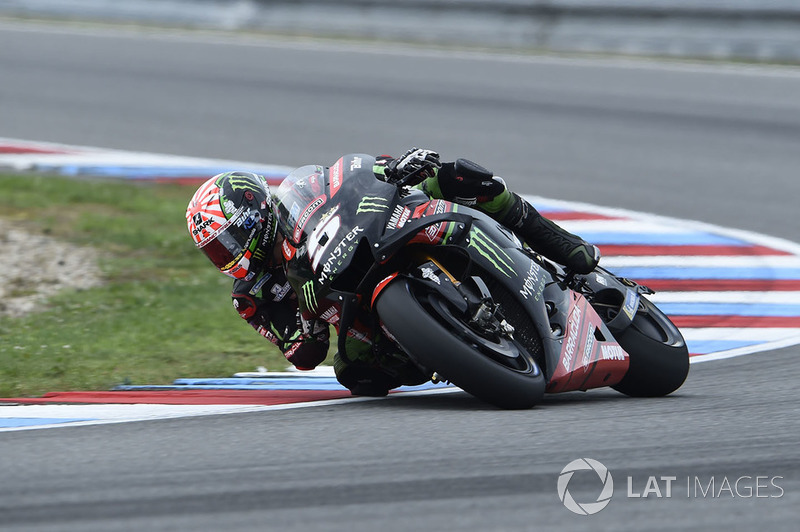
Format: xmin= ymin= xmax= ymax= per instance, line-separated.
xmin=302 ymin=280 xmax=319 ymax=313
xmin=357 ymin=196 xmax=390 ymax=214
xmin=467 ymin=227 xmax=515 ymax=277
xmin=224 ymin=173 xmax=264 ymax=194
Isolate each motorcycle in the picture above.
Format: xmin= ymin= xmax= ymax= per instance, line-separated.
xmin=274 ymin=154 xmax=689 ymax=409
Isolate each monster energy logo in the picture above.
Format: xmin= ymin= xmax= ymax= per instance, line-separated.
xmin=357 ymin=196 xmax=390 ymax=214
xmin=467 ymin=227 xmax=515 ymax=278
xmin=302 ymin=280 xmax=319 ymax=313
xmin=224 ymin=173 xmax=263 ymax=194
xmin=252 ymin=246 xmax=267 ymax=263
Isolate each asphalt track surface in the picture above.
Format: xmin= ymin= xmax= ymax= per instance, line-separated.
xmin=1 ymin=21 xmax=799 ymax=531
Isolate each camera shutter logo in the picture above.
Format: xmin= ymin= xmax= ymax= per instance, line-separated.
xmin=557 ymin=458 xmax=614 ymax=515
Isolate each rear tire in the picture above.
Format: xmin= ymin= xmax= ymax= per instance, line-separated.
xmin=376 ymin=279 xmax=546 ymax=409
xmin=611 ymin=296 xmax=689 ymax=397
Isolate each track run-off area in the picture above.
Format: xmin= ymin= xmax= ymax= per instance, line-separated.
xmin=1 ymin=20 xmax=799 ymax=531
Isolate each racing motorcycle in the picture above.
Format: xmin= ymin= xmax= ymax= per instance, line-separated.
xmin=275 ymin=154 xmax=689 ymax=409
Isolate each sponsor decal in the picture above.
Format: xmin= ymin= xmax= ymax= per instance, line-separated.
xmin=563 ymin=305 xmax=583 ymax=371
xmin=467 ymin=226 xmax=515 ymax=278
xmin=345 ymin=327 xmax=372 ymax=344
xmin=582 ymin=324 xmax=596 ymax=368
xmin=386 ymin=205 xmax=411 ymax=230
xmin=288 ymin=202 xmax=300 ymax=226
xmin=421 ymin=267 xmax=441 ymax=285
xmin=622 ymin=289 xmax=640 ymax=320
xmin=453 ymin=196 xmax=478 ymax=206
xmin=242 ymin=209 xmax=260 ymax=230
xmin=595 ymin=273 xmax=608 ymax=286
xmin=282 ymin=238 xmax=296 ymax=261
xmin=256 ymin=325 xmax=279 ymax=343
xmin=320 ymin=306 xmax=340 ymax=324
xmin=423 ymin=200 xmax=449 ymax=241
xmin=329 ymin=159 xmax=343 ymax=198
xmin=301 ymin=280 xmax=319 ymax=313
xmin=222 ymin=199 xmax=236 ymax=215
xmin=357 ymin=196 xmax=390 ymax=214
xmin=248 ymin=272 xmax=272 ymax=296
xmin=293 ymin=195 xmax=327 ymax=242
xmin=349 ymin=156 xmax=362 ymax=171
xmin=319 ymin=225 xmax=365 ymax=284
xmin=601 ymin=344 xmax=626 ymax=361
xmin=284 ymin=341 xmax=302 ymax=358
xmin=226 ymin=174 xmax=263 ymax=194
xmin=519 ymin=260 xmax=544 ymax=300
xmin=271 ymin=281 xmax=292 ymax=302
xmin=191 ymin=213 xmax=212 ymax=236
xmin=251 ymin=244 xmax=268 ymax=264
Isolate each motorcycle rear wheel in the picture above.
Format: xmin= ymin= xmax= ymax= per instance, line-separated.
xmin=611 ymin=296 xmax=690 ymax=397
xmin=375 ymin=279 xmax=546 ymax=409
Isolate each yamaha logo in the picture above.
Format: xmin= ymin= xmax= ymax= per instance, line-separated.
xmin=557 ymin=458 xmax=614 ymax=515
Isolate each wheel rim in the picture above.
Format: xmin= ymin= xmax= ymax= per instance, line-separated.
xmin=420 ymin=290 xmax=536 ymax=374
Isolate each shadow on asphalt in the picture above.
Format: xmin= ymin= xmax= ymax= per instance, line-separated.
xmin=368 ymin=387 xmax=685 ymax=411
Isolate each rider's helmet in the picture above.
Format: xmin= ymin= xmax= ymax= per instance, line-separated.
xmin=186 ymin=171 xmax=277 ymax=281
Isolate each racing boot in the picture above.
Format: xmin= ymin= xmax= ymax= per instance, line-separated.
xmin=499 ymin=193 xmax=600 ymax=274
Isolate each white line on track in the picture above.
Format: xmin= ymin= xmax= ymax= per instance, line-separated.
xmin=680 ymin=328 xmax=800 ymax=342
xmin=600 ymin=257 xmax=800 ymax=268
xmin=648 ymin=292 xmax=800 ymax=304
xmin=690 ymin=339 xmax=800 ymax=363
xmin=558 ymin=220 xmax=707 ymax=235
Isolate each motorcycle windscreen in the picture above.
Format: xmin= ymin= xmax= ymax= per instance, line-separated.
xmin=274 ymin=165 xmax=328 ymax=245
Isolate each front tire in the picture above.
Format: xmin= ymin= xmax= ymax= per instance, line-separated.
xmin=375 ymin=279 xmax=546 ymax=409
xmin=612 ymin=296 xmax=690 ymax=397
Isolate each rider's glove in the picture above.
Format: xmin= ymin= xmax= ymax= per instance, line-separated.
xmin=385 ymin=147 xmax=441 ymax=185
xmin=437 ymin=158 xmax=506 ymax=205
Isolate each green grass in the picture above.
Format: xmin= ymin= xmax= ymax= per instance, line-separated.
xmin=0 ymin=174 xmax=289 ymax=397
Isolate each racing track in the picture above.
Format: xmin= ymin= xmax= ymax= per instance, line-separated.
xmin=1 ymin=21 xmax=799 ymax=531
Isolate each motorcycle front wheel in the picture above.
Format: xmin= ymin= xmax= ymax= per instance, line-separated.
xmin=375 ymin=279 xmax=546 ymax=409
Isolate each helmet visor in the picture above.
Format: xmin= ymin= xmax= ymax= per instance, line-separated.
xmin=199 ymin=210 xmax=261 ymax=272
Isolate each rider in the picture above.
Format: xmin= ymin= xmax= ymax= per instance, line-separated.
xmin=186 ymin=148 xmax=600 ymax=396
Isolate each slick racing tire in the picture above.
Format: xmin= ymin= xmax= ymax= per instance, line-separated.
xmin=375 ymin=279 xmax=546 ymax=409
xmin=611 ymin=296 xmax=690 ymax=397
